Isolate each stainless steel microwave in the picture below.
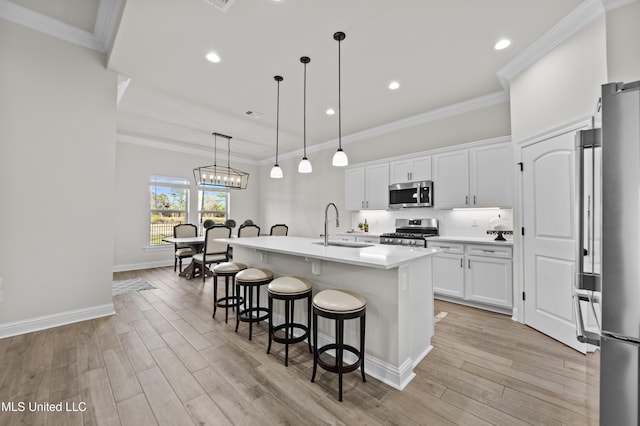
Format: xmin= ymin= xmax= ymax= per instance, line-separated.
xmin=388 ymin=181 xmax=433 ymax=209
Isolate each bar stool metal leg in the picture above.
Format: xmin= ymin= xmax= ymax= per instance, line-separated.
xmin=311 ymin=309 xmax=318 ymax=382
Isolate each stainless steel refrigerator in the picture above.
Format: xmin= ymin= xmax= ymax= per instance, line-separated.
xmin=575 ymin=80 xmax=640 ymax=425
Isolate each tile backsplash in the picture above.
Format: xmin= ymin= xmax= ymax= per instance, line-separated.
xmin=350 ymin=208 xmax=514 ymax=240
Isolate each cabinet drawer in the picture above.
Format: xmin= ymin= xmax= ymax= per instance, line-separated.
xmin=355 ymin=235 xmax=380 ymax=244
xmin=466 ymin=244 xmax=512 ymax=259
xmin=427 ymin=241 xmax=464 ymax=254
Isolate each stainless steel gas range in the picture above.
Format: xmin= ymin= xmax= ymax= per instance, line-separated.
xmin=380 ymin=218 xmax=439 ymax=247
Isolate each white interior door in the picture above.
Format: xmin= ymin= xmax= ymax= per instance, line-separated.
xmin=522 ymin=130 xmax=586 ymax=353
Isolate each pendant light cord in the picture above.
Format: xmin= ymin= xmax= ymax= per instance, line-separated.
xmin=275 ymin=76 xmax=282 ymax=165
xmin=276 ymin=79 xmax=280 ymax=164
xmin=227 ymin=136 xmax=230 ymax=169
xmin=338 ymin=37 xmax=342 ymax=150
xmin=303 ymin=60 xmax=307 ymax=157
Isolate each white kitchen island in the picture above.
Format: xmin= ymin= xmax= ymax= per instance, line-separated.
xmin=222 ymin=236 xmax=440 ymax=390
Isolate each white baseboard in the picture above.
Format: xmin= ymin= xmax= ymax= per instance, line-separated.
xmin=0 ymin=303 xmax=115 ymax=339
xmin=314 ymin=331 xmax=417 ymax=391
xmin=268 ymin=311 xmax=421 ymax=390
xmin=112 ymin=259 xmax=173 ymax=272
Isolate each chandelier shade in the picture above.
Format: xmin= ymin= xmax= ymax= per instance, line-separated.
xmin=193 ymin=132 xmax=249 ymax=189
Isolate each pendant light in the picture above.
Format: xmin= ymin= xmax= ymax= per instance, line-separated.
xmin=332 ymin=31 xmax=348 ymax=167
xmin=298 ymin=56 xmax=312 ymax=173
xmin=270 ymin=75 xmax=284 ymax=179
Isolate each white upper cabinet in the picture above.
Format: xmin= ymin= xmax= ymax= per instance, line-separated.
xmin=345 ymin=163 xmax=389 ymax=210
xmin=345 ymin=167 xmax=366 ymax=211
xmin=389 ymin=156 xmax=431 ymax=184
xmin=433 ymin=150 xmax=470 ymax=208
xmin=469 ymin=143 xmax=513 ymax=208
xmin=433 ymin=142 xmax=512 ymax=209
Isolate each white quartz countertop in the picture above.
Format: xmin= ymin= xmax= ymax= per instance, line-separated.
xmin=427 ymin=236 xmax=513 ymax=246
xmin=222 ymin=236 xmax=439 ymax=269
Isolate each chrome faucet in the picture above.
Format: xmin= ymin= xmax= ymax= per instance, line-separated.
xmin=323 ymin=202 xmax=340 ymax=247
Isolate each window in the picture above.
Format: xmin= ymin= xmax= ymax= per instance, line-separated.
xmin=198 ymin=188 xmax=228 ymax=234
xmin=149 ymin=176 xmax=189 ymax=246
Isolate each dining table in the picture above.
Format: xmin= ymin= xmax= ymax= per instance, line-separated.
xmin=162 ymin=236 xmax=212 ymax=279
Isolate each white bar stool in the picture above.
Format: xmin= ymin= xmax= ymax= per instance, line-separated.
xmin=267 ymin=276 xmax=313 ymax=366
xmin=311 ymin=288 xmax=366 ymax=402
xmin=234 ymin=268 xmax=274 ymax=340
xmin=212 ymin=262 xmax=247 ymax=323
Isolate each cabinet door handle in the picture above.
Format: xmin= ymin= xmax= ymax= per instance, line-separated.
xmin=366 ymin=201 xmax=369 ymax=208
xmin=460 ymin=258 xmax=463 ymax=268
xmin=361 ymin=201 xmax=365 ymax=208
xmin=473 ymin=195 xmax=476 ymax=205
xmin=465 ymin=195 xmax=469 ymax=205
xmin=468 ymin=259 xmax=471 ymax=269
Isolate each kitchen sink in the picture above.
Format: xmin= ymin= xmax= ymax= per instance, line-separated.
xmin=312 ymin=241 xmax=374 ymax=248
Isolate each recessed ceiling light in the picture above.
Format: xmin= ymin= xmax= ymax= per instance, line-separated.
xmin=326 ymin=108 xmax=335 ymax=115
xmin=206 ymin=52 xmax=221 ymax=63
xmin=494 ymin=39 xmax=511 ymax=50
xmin=388 ymin=81 xmax=400 ymax=90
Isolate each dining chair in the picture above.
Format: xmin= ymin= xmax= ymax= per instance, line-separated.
xmin=270 ymin=224 xmax=288 ymax=236
xmin=173 ymin=223 xmax=198 ymax=273
xmin=238 ymin=224 xmax=260 ymax=237
xmin=192 ymin=225 xmax=231 ymax=282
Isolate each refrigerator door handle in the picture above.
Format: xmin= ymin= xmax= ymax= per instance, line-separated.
xmin=573 ymin=294 xmax=601 ymax=346
xmin=575 ymin=129 xmax=602 ymax=293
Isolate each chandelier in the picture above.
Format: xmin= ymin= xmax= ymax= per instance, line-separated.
xmin=193 ymin=132 xmax=249 ymax=189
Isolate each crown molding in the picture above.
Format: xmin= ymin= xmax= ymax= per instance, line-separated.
xmin=117 ymin=74 xmax=131 ymax=104
xmin=496 ymin=0 xmax=637 ymax=89
xmin=601 ymin=0 xmax=637 ymax=10
xmin=262 ymin=90 xmax=510 ymax=165
xmin=94 ymin=0 xmax=124 ymax=54
xmin=117 ymin=133 xmax=259 ymax=166
xmin=0 ymin=0 xmax=123 ymax=53
xmin=496 ymin=0 xmax=607 ymax=89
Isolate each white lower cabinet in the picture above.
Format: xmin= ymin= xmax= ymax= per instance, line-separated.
xmin=430 ymin=243 xmax=465 ymax=298
xmin=429 ymin=241 xmax=513 ymax=312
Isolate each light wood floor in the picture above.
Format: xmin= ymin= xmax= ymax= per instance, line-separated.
xmin=0 ymin=266 xmax=599 ymax=425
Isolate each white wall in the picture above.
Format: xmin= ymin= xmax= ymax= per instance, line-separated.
xmin=509 ymin=16 xmax=608 ymax=143
xmin=259 ymin=102 xmax=511 ymax=238
xmin=508 ymin=15 xmax=609 ymax=323
xmin=0 ymin=20 xmax=117 ymax=331
xmin=605 ymin=1 xmax=640 ymax=84
xmin=114 ymin=141 xmax=260 ymax=270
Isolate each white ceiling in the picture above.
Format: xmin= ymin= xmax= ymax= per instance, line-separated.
xmin=6 ymin=0 xmax=599 ymax=162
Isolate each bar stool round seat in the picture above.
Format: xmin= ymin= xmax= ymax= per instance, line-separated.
xmin=267 ymin=276 xmax=313 ymax=366
xmin=235 ymin=268 xmax=274 ymax=340
xmin=212 ymin=262 xmax=247 ymax=323
xmin=311 ymin=289 xmax=367 ymax=402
